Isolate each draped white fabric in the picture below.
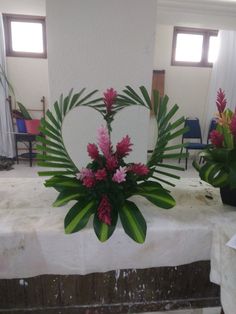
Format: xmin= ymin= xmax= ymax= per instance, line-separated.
xmin=204 ymin=30 xmax=236 ymax=138
xmin=0 ymin=14 xmax=15 ymax=158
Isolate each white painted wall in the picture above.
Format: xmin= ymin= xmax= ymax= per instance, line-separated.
xmin=47 ymin=0 xmax=157 ymax=168
xmin=0 ymin=0 xmax=49 ymax=116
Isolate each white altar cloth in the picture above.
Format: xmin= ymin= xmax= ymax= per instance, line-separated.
xmin=210 ymin=220 xmax=236 ymax=314
xmin=0 ymin=177 xmax=235 ymax=279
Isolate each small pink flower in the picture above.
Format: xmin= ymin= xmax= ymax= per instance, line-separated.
xmin=216 ymin=88 xmax=227 ymax=114
xmin=129 ymin=163 xmax=149 ymax=176
xmin=112 ymin=166 xmax=127 ymax=183
xmin=103 ymin=88 xmax=117 ymax=113
xmin=106 ymin=155 xmax=118 ymax=171
xmin=230 ymin=111 xmax=236 ymax=139
xmin=87 ymin=143 xmax=99 ymax=160
xmin=210 ymin=130 xmax=224 ymax=148
xmin=97 ymin=126 xmax=111 ymax=157
xmin=95 ymin=168 xmax=107 ymax=181
xmin=98 ymin=195 xmax=112 ymax=225
xmin=77 ymin=168 xmax=94 ymax=180
xmin=83 ymin=176 xmax=96 ymax=188
xmin=116 ymin=135 xmax=133 ymax=158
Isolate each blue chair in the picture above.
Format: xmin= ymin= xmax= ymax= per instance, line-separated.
xmin=179 ymin=118 xmax=207 ymax=169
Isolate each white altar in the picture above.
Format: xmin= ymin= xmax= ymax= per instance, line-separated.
xmin=1 ymin=177 xmax=236 ymax=282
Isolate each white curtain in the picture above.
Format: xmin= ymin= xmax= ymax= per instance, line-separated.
xmin=0 ymin=14 xmax=15 ymax=158
xmin=204 ymin=30 xmax=236 ymax=138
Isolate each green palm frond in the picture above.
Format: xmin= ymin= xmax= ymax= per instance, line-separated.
xmin=37 ymin=88 xmax=102 ymax=176
xmin=119 ymin=86 xmax=187 ymax=185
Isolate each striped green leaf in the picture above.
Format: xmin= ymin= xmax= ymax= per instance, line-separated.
xmin=65 ymin=200 xmax=96 ymax=234
xmin=93 ymin=210 xmax=118 ymax=242
xmin=136 ymin=186 xmax=175 ymax=209
xmin=119 ymin=200 xmax=146 ymax=244
xmin=53 ymin=190 xmax=85 ymax=207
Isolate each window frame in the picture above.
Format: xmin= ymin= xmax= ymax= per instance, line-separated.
xmin=171 ymin=26 xmax=218 ymax=67
xmin=3 ymin=13 xmax=47 ymax=59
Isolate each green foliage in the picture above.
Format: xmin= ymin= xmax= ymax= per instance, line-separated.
xmin=194 ymin=148 xmax=236 ymax=189
xmin=38 ymin=87 xmax=187 ymax=243
xmin=17 ymin=102 xmax=32 ymax=120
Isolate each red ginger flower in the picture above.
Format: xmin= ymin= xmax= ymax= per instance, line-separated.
xmin=95 ymin=168 xmax=107 ymax=181
xmin=87 ymin=143 xmax=99 ymax=160
xmin=216 ymin=88 xmax=227 ymax=114
xmin=82 ymin=176 xmax=96 ymax=188
xmin=116 ymin=135 xmax=133 ymax=158
xmin=230 ymin=111 xmax=236 ymax=139
xmin=129 ymin=163 xmax=149 ymax=176
xmin=98 ymin=195 xmax=112 ymax=225
xmin=210 ymin=130 xmax=224 ymax=148
xmin=106 ymin=155 xmax=118 ymax=171
xmin=103 ymin=88 xmax=117 ymax=113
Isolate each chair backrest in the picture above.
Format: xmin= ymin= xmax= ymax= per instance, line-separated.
xmin=183 ymin=118 xmax=202 ymax=141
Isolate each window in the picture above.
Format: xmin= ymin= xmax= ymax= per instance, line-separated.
xmin=3 ymin=14 xmax=47 ymax=58
xmin=171 ymin=27 xmax=218 ymax=67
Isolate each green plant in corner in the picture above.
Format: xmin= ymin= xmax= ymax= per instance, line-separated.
xmin=37 ymin=86 xmax=188 ymax=243
xmin=193 ymin=88 xmax=236 ymax=190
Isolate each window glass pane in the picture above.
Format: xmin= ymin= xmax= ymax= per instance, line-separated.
xmin=175 ymin=33 xmax=203 ymax=62
xmin=11 ymin=21 xmax=43 ymax=53
xmin=208 ymin=35 xmax=219 ymax=63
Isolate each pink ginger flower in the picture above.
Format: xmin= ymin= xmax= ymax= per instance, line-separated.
xmin=97 ymin=125 xmax=111 ymax=157
xmin=216 ymin=88 xmax=227 ymax=114
xmin=95 ymin=168 xmax=107 ymax=181
xmin=116 ymin=135 xmax=133 ymax=158
xmin=103 ymin=88 xmax=117 ymax=113
xmin=230 ymin=111 xmax=236 ymax=138
xmin=106 ymin=155 xmax=118 ymax=171
xmin=129 ymin=163 xmax=149 ymax=176
xmin=76 ymin=168 xmax=96 ymax=188
xmin=112 ymin=166 xmax=127 ymax=183
xmin=77 ymin=168 xmax=94 ymax=180
xmin=210 ymin=130 xmax=224 ymax=148
xmin=98 ymin=195 xmax=112 ymax=225
xmin=83 ymin=176 xmax=96 ymax=188
xmin=87 ymin=143 xmax=99 ymax=160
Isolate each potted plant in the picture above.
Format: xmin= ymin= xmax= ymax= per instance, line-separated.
xmin=194 ymin=88 xmax=236 ymax=206
xmin=17 ymin=102 xmax=41 ymax=135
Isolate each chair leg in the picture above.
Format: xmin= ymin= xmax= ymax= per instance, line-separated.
xmin=29 ymin=140 xmax=32 ymax=167
xmin=15 ymin=136 xmax=19 ymax=164
xmin=185 ymin=149 xmax=188 ymax=170
xmin=178 ymin=146 xmax=183 ymax=164
xmin=221 ymin=308 xmax=225 ymax=314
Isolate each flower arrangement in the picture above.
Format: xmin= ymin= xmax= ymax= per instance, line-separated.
xmin=194 ymin=88 xmax=236 ymax=189
xmin=37 ymin=86 xmax=187 ymax=243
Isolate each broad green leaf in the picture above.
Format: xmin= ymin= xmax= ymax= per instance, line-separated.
xmin=136 ymin=186 xmax=175 ymax=209
xmin=36 ymin=145 xmax=67 ymax=157
xmin=140 ymin=86 xmax=152 ymax=109
xmin=38 ymin=171 xmax=74 ymax=176
xmin=40 ymin=118 xmax=61 ymax=137
xmin=119 ymin=200 xmax=146 ymax=243
xmin=69 ymin=89 xmax=85 ymax=109
xmin=53 ymin=190 xmax=85 ymax=207
xmin=93 ymin=210 xmax=118 ymax=242
xmin=54 ymin=101 xmax=62 ymax=123
xmin=46 ymin=110 xmax=61 ymax=129
xmin=65 ymin=200 xmax=96 ymax=234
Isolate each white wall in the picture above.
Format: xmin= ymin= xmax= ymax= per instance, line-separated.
xmin=47 ymin=0 xmax=157 ymax=168
xmin=0 ymin=0 xmax=49 ymax=116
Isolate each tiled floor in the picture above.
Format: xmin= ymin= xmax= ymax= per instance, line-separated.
xmin=0 ymin=158 xmax=222 ymax=314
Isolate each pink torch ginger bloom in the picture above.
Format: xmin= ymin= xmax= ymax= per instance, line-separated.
xmin=77 ymin=168 xmax=94 ymax=180
xmin=76 ymin=168 xmax=96 ymax=188
xmin=112 ymin=166 xmax=127 ymax=183
xmin=98 ymin=195 xmax=112 ymax=225
xmin=129 ymin=163 xmax=149 ymax=176
xmin=116 ymin=135 xmax=133 ymax=158
xmin=95 ymin=168 xmax=107 ymax=181
xmin=97 ymin=126 xmax=111 ymax=157
xmin=230 ymin=111 xmax=236 ymax=139
xmin=216 ymin=88 xmax=227 ymax=114
xmin=106 ymin=155 xmax=118 ymax=171
xmin=87 ymin=143 xmax=99 ymax=160
xmin=82 ymin=176 xmax=96 ymax=188
xmin=210 ymin=130 xmax=224 ymax=148
xmin=103 ymin=88 xmax=117 ymax=113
